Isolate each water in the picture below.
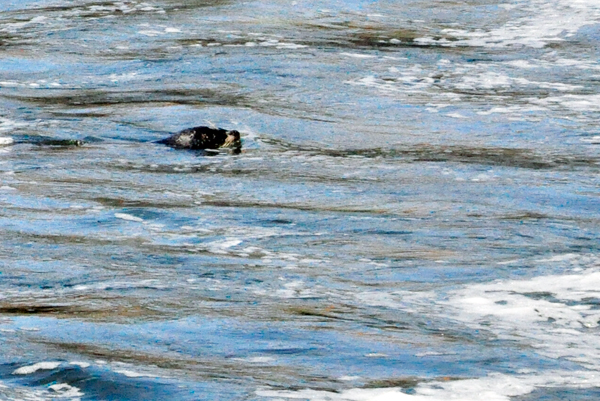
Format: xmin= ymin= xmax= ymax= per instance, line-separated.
xmin=1 ymin=0 xmax=599 ymax=400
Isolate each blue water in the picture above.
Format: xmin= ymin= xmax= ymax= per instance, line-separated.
xmin=1 ymin=0 xmax=599 ymax=400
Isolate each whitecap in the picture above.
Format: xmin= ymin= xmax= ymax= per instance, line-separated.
xmin=340 ymin=52 xmax=377 ymax=59
xmin=13 ymin=361 xmax=62 ymax=375
xmin=69 ymin=361 xmax=91 ymax=368
xmin=114 ymin=369 xmax=148 ymax=378
xmin=48 ymin=383 xmax=84 ymax=397
xmin=204 ymin=238 xmax=243 ymax=254
xmin=276 ymin=42 xmax=308 ymax=49
xmin=365 ymin=353 xmax=388 ymax=358
xmin=138 ymin=30 xmax=163 ymax=36
xmin=114 ymin=213 xmax=144 ymax=222
xmin=338 ymin=375 xmax=362 ymax=381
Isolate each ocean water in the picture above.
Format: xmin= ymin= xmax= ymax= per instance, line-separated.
xmin=1 ymin=0 xmax=599 ymax=400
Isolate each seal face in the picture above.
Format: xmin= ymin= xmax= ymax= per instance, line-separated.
xmin=157 ymin=126 xmax=241 ymax=151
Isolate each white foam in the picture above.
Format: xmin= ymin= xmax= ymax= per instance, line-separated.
xmin=18 ymin=326 xmax=40 ymax=331
xmin=341 ymin=52 xmax=377 ymax=59
xmin=532 ymin=93 xmax=600 ymax=112
xmin=3 ymin=15 xmax=47 ymax=32
xmin=443 ymin=268 xmax=600 ymax=363
xmin=259 ymin=371 xmax=600 ymax=401
xmin=114 ymin=369 xmax=148 ymax=378
xmin=108 ymin=72 xmax=139 ymax=82
xmin=48 ymin=383 xmax=84 ymax=397
xmin=13 ymin=361 xmax=62 ymax=375
xmin=113 ymin=362 xmax=162 ymax=378
xmin=281 ymin=254 xmax=600 ymax=401
xmin=114 ymin=213 xmax=144 ymax=222
xmin=339 ymin=376 xmax=362 ymax=381
xmin=275 ymin=42 xmax=308 ymax=50
xmin=440 ymin=0 xmax=600 ymax=48
xmin=346 ymin=64 xmax=437 ymax=96
xmin=69 ymin=361 xmax=91 ymax=368
xmin=448 ymin=255 xmax=600 ymax=380
xmin=0 ymin=118 xmax=28 ymax=132
xmin=257 ymin=387 xmax=409 ymax=401
xmin=477 ymin=105 xmax=547 ymax=116
xmin=415 ymin=351 xmax=455 ymax=357
xmin=204 ymin=237 xmax=243 ymax=254
xmin=446 ymin=113 xmax=468 ymax=119
xmin=505 ymin=60 xmax=537 ymax=69
xmin=237 ymin=356 xmax=276 ymax=363
xmin=138 ymin=30 xmax=163 ymax=36
xmin=0 ymin=382 xmax=48 ymax=400
xmin=580 ymin=136 xmax=600 ymax=144
xmin=536 ymin=253 xmax=579 ymax=262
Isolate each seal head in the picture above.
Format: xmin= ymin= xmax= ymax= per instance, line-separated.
xmin=157 ymin=126 xmax=241 ymax=152
xmin=221 ymin=130 xmax=241 ymax=149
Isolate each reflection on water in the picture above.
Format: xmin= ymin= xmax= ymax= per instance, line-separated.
xmin=1 ymin=0 xmax=600 ymax=400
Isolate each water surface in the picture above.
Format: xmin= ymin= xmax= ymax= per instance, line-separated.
xmin=1 ymin=0 xmax=600 ymax=400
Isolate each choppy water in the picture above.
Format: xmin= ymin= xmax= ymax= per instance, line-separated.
xmin=1 ymin=0 xmax=599 ymax=400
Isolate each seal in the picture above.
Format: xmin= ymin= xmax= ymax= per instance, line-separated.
xmin=157 ymin=126 xmax=241 ymax=151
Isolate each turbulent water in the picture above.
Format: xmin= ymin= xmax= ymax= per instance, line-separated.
xmin=1 ymin=0 xmax=599 ymax=400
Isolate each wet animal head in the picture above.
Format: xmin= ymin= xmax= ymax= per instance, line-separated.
xmin=221 ymin=130 xmax=241 ymax=149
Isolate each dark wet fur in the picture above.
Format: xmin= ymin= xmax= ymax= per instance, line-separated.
xmin=156 ymin=126 xmax=241 ymax=151
xmin=11 ymin=135 xmax=84 ymax=147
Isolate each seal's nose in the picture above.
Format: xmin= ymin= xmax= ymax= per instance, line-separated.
xmin=228 ymin=130 xmax=241 ymax=140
